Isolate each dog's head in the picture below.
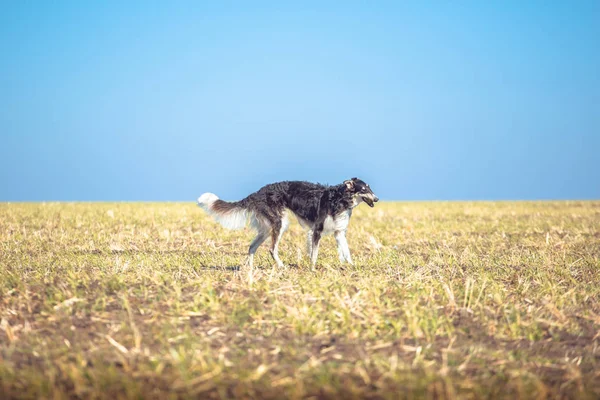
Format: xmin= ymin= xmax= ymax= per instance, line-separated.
xmin=344 ymin=177 xmax=379 ymax=207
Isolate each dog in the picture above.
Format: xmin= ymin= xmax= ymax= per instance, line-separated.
xmin=197 ymin=177 xmax=379 ymax=268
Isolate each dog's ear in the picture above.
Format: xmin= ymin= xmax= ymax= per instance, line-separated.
xmin=344 ymin=179 xmax=355 ymax=190
xmin=351 ymin=177 xmax=358 ymax=181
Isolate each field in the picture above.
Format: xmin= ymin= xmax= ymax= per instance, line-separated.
xmin=1 ymin=201 xmax=599 ymax=399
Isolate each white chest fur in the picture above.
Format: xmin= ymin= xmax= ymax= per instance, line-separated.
xmin=323 ymin=209 xmax=352 ymax=234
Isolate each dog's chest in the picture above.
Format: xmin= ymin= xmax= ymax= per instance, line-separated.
xmin=323 ymin=209 xmax=352 ymax=234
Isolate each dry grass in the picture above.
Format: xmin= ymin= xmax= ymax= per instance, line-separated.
xmin=1 ymin=201 xmax=599 ymax=399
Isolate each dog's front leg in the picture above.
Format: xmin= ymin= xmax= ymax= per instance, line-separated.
xmin=334 ymin=230 xmax=353 ymax=265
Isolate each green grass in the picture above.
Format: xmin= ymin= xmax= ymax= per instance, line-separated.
xmin=1 ymin=201 xmax=599 ymax=399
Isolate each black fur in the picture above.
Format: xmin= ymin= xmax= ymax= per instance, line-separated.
xmin=238 ymin=181 xmax=351 ymax=224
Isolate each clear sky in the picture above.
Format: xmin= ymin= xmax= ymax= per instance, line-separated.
xmin=1 ymin=1 xmax=599 ymax=201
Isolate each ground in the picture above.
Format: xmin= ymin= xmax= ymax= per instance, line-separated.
xmin=0 ymin=201 xmax=599 ymax=399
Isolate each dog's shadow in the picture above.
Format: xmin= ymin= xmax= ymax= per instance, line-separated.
xmin=69 ymin=250 xmax=303 ymax=272
xmin=71 ymin=249 xmax=245 ymax=256
xmin=198 ymin=263 xmax=301 ymax=272
xmin=199 ymin=265 xmax=240 ymax=272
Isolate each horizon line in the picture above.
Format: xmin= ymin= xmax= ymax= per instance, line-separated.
xmin=1 ymin=199 xmax=599 ymax=203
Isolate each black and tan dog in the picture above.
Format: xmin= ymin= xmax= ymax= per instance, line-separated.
xmin=197 ymin=178 xmax=379 ymax=268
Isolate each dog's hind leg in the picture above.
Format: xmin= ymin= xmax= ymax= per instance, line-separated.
xmin=306 ymin=229 xmax=313 ymax=259
xmin=269 ymin=212 xmax=288 ymax=268
xmin=246 ymin=231 xmax=269 ymax=268
xmin=310 ymin=228 xmax=322 ymax=269
xmin=334 ymin=230 xmax=353 ymax=265
xmin=245 ymin=215 xmax=270 ymax=268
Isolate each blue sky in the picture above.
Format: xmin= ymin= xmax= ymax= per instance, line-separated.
xmin=1 ymin=1 xmax=599 ymax=201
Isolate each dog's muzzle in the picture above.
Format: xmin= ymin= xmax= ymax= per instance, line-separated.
xmin=363 ymin=194 xmax=379 ymax=208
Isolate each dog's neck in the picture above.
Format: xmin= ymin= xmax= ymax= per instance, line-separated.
xmin=330 ymin=184 xmax=359 ymax=212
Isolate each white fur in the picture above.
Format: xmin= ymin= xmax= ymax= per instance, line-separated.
xmin=323 ymin=209 xmax=352 ymax=234
xmin=197 ymin=192 xmax=250 ymax=230
xmin=197 ymin=192 xmax=218 ymax=208
xmin=335 ymin=230 xmax=353 ymax=264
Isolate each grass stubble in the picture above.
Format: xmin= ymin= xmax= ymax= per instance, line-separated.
xmin=0 ymin=201 xmax=599 ymax=399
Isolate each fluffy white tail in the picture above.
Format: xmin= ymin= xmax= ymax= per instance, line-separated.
xmin=197 ymin=192 xmax=249 ymax=230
